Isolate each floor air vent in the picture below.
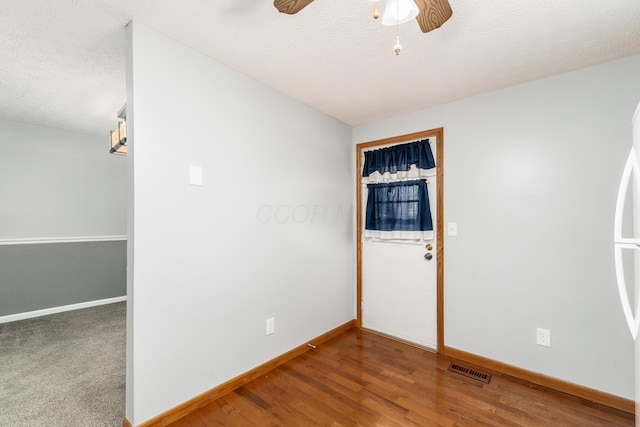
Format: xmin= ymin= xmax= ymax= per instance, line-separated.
xmin=447 ymin=363 xmax=492 ymax=384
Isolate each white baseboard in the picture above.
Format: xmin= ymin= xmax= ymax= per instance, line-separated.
xmin=0 ymin=235 xmax=127 ymax=246
xmin=0 ymin=296 xmax=127 ymax=324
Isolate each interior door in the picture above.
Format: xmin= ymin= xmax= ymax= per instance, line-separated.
xmin=358 ymin=132 xmax=441 ymax=350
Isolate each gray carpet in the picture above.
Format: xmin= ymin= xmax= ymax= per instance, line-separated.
xmin=0 ymin=302 xmax=126 ymax=426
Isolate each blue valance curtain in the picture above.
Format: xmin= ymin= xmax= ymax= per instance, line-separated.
xmin=362 ymin=139 xmax=435 ymax=183
xmin=363 ymin=139 xmax=436 ymax=241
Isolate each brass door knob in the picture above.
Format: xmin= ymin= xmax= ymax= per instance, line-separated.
xmin=424 ymin=253 xmax=433 ymax=261
xmin=425 ymin=244 xmax=433 ymax=251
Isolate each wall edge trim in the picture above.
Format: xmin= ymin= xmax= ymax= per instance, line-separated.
xmin=0 ymin=235 xmax=127 ymax=246
xmin=0 ymin=296 xmax=127 ymax=324
xmin=132 ymin=320 xmax=356 ymax=427
xmin=442 ymin=345 xmax=635 ymax=415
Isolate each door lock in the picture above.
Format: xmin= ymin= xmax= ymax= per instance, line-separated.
xmin=425 ymin=243 xmax=433 ymax=251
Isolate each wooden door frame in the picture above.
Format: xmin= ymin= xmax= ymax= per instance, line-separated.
xmin=356 ymin=127 xmax=445 ymax=353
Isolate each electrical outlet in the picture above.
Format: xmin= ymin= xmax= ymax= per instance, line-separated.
xmin=536 ymin=328 xmax=551 ymax=347
xmin=266 ymin=317 xmax=275 ymax=336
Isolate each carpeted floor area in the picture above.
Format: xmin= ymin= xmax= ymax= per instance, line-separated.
xmin=0 ymin=302 xmax=126 ymax=426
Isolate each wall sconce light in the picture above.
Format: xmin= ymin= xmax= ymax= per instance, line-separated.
xmin=110 ymin=105 xmax=127 ymax=155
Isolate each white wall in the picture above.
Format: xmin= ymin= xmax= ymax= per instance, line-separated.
xmin=126 ymin=22 xmax=353 ymax=424
xmin=0 ymin=118 xmax=126 ymax=239
xmin=0 ymin=118 xmax=127 ymax=314
xmin=354 ymin=55 xmax=640 ymax=400
xmin=632 ymin=100 xmax=640 ymax=424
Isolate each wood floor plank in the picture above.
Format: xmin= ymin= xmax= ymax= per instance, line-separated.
xmin=279 ymin=363 xmax=382 ymax=425
xmin=167 ymin=329 xmax=633 ymax=427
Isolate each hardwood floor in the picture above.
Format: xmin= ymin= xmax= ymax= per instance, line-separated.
xmin=168 ymin=329 xmax=634 ymax=426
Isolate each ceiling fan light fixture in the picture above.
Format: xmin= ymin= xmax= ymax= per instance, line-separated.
xmin=381 ymin=0 xmax=419 ymax=26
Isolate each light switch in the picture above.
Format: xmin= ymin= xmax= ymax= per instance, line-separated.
xmin=447 ymin=222 xmax=457 ymax=237
xmin=189 ymin=165 xmax=202 ymax=186
xmin=266 ymin=317 xmax=275 ymax=336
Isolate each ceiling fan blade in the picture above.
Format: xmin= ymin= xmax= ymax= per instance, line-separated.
xmin=414 ymin=0 xmax=453 ymax=33
xmin=274 ymin=0 xmax=314 ymax=15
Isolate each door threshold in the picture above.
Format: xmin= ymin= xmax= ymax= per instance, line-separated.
xmin=359 ymin=327 xmax=438 ymax=354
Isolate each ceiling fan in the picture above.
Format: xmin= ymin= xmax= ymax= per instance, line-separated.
xmin=273 ymin=0 xmax=453 ymax=34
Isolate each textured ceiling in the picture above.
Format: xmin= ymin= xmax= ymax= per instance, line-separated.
xmin=1 ymin=0 xmax=639 ymax=136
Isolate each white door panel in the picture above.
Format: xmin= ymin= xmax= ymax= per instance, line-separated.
xmin=361 ymin=138 xmax=438 ymax=349
xmin=362 ymin=239 xmax=436 ymax=347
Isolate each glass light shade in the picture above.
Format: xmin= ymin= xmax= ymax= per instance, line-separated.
xmin=381 ymin=0 xmax=419 ymax=26
xmin=109 ymin=121 xmax=127 ymax=155
xmin=113 ymin=144 xmax=127 ymax=155
xmin=118 ymin=120 xmax=126 ymax=141
xmin=110 ymin=130 xmax=119 ymax=149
